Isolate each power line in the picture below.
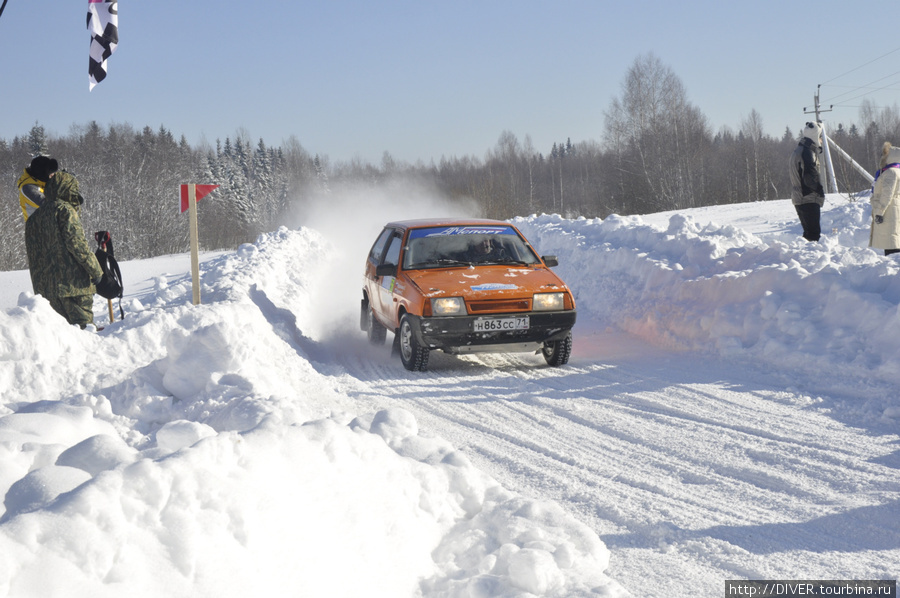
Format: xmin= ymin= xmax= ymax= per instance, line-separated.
xmin=817 ymin=47 xmax=900 ymax=115
xmin=821 ymin=45 xmax=900 ymax=86
xmin=827 ymin=79 xmax=900 ymax=110
xmin=822 ymin=68 xmax=900 ymax=105
xmin=825 ymin=84 xmax=900 ymax=93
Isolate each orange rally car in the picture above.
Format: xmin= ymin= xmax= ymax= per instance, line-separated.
xmin=360 ymin=218 xmax=576 ymax=371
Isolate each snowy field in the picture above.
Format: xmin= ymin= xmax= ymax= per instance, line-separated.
xmin=1 ymin=192 xmax=898 ymax=597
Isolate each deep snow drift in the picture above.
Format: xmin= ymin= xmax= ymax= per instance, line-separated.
xmin=516 ymin=194 xmax=900 ymax=407
xmin=0 ymin=193 xmax=898 ymax=597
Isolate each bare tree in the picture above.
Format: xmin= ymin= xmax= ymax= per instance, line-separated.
xmin=741 ymin=109 xmax=765 ymax=201
xmin=604 ymin=53 xmax=711 ymax=212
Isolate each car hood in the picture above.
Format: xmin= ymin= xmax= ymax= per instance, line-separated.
xmin=406 ymin=265 xmax=568 ymax=299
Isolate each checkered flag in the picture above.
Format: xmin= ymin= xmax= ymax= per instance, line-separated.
xmin=87 ymin=0 xmax=118 ymax=90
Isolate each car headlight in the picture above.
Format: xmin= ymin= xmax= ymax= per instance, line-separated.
xmin=431 ymin=297 xmax=466 ymax=316
xmin=533 ymin=292 xmax=564 ymax=311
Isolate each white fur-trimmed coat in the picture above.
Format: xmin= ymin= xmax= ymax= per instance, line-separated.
xmin=870 ymin=142 xmax=900 ymax=250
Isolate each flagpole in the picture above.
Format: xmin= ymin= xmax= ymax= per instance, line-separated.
xmin=188 ymin=184 xmax=202 ymax=305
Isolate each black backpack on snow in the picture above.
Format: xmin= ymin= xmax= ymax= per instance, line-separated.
xmin=94 ymin=231 xmax=124 ymax=318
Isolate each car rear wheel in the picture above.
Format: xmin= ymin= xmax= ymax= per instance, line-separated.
xmin=399 ymin=314 xmax=429 ymax=371
xmin=542 ymin=331 xmax=572 ymax=366
xmin=360 ymin=298 xmax=368 ymax=331
xmin=366 ymin=307 xmax=387 ymax=345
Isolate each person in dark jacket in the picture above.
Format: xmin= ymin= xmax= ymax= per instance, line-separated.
xmin=16 ymin=155 xmax=59 ymax=221
xmin=24 ymin=169 xmax=104 ymax=328
xmin=789 ymin=121 xmax=826 ymax=242
xmin=464 ymin=236 xmax=511 ymax=263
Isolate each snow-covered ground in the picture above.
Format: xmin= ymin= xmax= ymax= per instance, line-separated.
xmin=1 ymin=193 xmax=898 ymax=597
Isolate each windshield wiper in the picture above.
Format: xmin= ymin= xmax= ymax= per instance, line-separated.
xmin=480 ymin=259 xmax=532 ymax=266
xmin=408 ymin=258 xmax=473 ymax=269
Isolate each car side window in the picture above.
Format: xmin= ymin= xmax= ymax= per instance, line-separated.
xmin=382 ymin=233 xmax=402 ymax=267
xmin=369 ymin=228 xmax=393 ymax=264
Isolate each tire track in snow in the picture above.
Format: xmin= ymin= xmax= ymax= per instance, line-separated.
xmin=320 ymin=330 xmax=900 ymax=597
xmin=338 ymin=342 xmax=898 ymax=519
xmin=343 ymin=354 xmax=777 ymax=528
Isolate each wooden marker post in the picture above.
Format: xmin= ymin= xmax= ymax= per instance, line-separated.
xmin=180 ymin=184 xmax=219 ymax=306
xmin=187 ymin=184 xmax=201 ymax=304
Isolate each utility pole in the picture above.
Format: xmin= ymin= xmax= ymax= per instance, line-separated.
xmin=804 ymin=85 xmax=838 ymax=193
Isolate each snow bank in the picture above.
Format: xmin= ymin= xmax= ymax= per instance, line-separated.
xmin=0 ymin=226 xmax=624 ymax=597
xmin=514 ymin=197 xmax=900 ymax=414
xmin=3 ymin=194 xmax=897 ymax=596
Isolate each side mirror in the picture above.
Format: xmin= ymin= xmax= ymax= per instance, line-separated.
xmin=542 ymin=255 xmax=558 ymax=267
xmin=376 ymin=263 xmax=397 ymax=277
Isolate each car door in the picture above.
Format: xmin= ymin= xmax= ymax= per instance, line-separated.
xmin=366 ymin=227 xmax=392 ymax=316
xmin=374 ymin=230 xmax=404 ymax=325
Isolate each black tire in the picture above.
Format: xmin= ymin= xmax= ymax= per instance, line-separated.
xmin=366 ymin=307 xmax=387 ymax=345
xmin=542 ymin=331 xmax=572 ymax=366
xmin=398 ymin=314 xmax=429 ymax=371
xmin=360 ymin=298 xmax=369 ymax=331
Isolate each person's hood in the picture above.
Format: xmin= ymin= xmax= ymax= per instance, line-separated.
xmin=26 ymin=155 xmax=58 ymax=183
xmin=880 ymin=141 xmax=900 ymax=168
xmin=45 ymin=171 xmax=84 ymax=207
xmin=802 ymin=121 xmax=821 ymax=146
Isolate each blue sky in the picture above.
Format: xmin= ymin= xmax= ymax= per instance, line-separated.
xmin=1 ymin=1 xmax=897 ymax=163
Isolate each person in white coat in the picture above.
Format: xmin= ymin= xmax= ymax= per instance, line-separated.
xmin=870 ymin=141 xmax=900 ymax=256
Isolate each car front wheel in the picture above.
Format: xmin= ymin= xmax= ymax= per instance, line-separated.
xmin=398 ymin=314 xmax=429 ymax=371
xmin=542 ymin=331 xmax=572 ymax=366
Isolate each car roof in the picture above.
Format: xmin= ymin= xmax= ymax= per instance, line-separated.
xmin=384 ymin=218 xmax=514 ymax=230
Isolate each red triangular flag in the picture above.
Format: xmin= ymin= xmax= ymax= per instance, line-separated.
xmin=180 ymin=184 xmax=219 ymax=213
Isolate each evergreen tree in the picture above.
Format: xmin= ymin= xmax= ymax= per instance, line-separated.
xmin=782 ymin=126 xmax=795 ymax=144
xmin=27 ymin=123 xmax=48 ymax=157
xmin=314 ymin=155 xmax=330 ymax=194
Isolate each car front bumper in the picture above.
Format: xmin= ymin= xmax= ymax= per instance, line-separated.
xmin=409 ymin=311 xmax=576 ymax=352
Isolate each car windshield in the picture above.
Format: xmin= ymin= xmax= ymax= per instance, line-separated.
xmin=402 ymin=225 xmax=541 ymax=269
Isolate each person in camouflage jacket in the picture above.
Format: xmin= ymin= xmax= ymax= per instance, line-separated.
xmin=24 ymin=170 xmax=104 ymax=328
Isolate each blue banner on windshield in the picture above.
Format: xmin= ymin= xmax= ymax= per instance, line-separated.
xmin=409 ymin=225 xmax=516 ymax=240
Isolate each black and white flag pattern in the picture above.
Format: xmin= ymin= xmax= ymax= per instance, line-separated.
xmin=87 ymin=0 xmax=118 ymax=90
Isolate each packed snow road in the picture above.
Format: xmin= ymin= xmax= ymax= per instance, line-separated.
xmin=317 ymin=323 xmax=900 ymax=597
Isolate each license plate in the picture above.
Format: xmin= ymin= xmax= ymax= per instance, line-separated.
xmin=473 ymin=316 xmax=530 ymax=332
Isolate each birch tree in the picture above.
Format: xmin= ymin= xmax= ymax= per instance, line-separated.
xmin=741 ymin=109 xmax=765 ymax=201
xmin=604 ymin=53 xmax=711 ymax=212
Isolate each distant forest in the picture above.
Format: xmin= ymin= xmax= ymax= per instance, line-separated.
xmin=1 ymin=54 xmax=895 ymax=272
